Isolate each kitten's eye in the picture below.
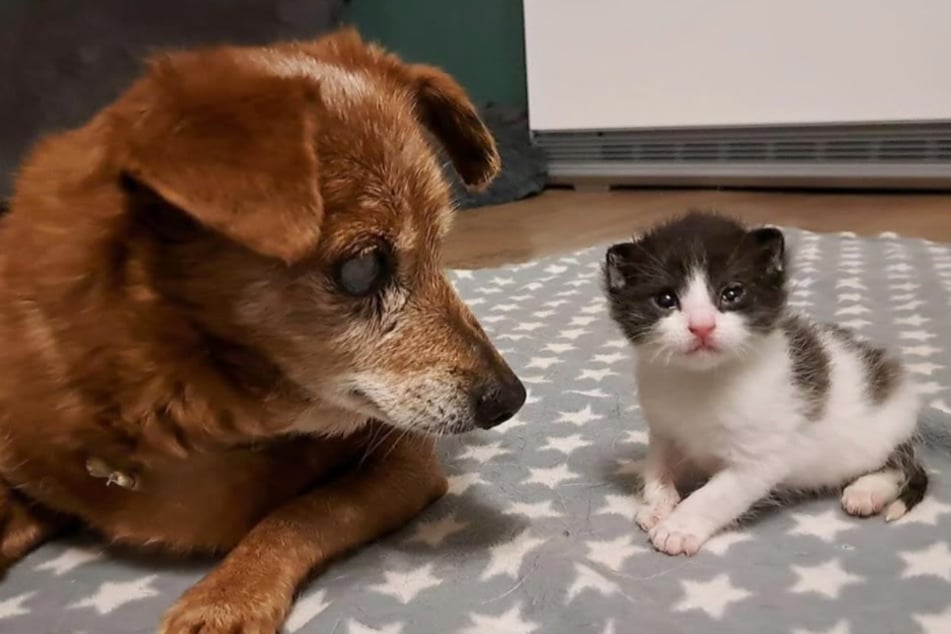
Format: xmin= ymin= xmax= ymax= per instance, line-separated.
xmin=337 ymin=248 xmax=389 ymax=296
xmin=654 ymin=290 xmax=679 ymax=310
xmin=720 ymin=283 xmax=745 ymax=305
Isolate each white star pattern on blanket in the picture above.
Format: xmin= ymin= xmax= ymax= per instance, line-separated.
xmin=460 ymin=604 xmax=538 ymax=634
xmin=555 ymin=405 xmax=603 ymax=426
xmin=597 ymin=493 xmax=641 ymax=521
xmin=446 ymin=472 xmax=486 ymax=495
xmin=347 ymin=621 xmax=403 ymax=634
xmin=506 ymin=499 xmax=563 ymax=519
xmin=789 ymin=509 xmax=857 ymax=542
xmin=567 ymin=563 xmax=621 ymax=601
xmin=368 ymin=563 xmax=441 ymax=605
xmin=0 ymin=592 xmax=35 ymax=620
xmin=914 ymin=606 xmax=951 ymax=634
xmin=34 ymin=546 xmax=103 ymax=576
xmin=674 ymin=573 xmax=752 ymax=619
xmin=584 ymin=535 xmax=645 ymax=571
xmin=70 ymin=575 xmax=159 ymax=615
xmin=3 ymin=230 xmax=951 ymax=633
xmin=406 ymin=513 xmax=470 ymax=548
xmin=897 ymin=496 xmax=951 ymax=525
xmin=900 ymin=543 xmax=951 ymax=582
xmin=284 ymin=590 xmax=330 ymax=633
xmin=457 ymin=440 xmax=511 ymax=463
xmin=790 ymin=560 xmax=862 ymax=599
xmin=541 ymin=433 xmax=592 ymax=455
xmin=480 ymin=530 xmax=545 ymax=581
xmin=524 ymin=463 xmax=579 ymax=488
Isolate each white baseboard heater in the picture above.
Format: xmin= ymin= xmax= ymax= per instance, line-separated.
xmin=523 ymin=1 xmax=951 ymax=189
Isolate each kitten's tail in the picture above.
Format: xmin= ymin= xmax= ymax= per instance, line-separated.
xmin=882 ymin=446 xmax=929 ymax=522
xmin=882 ymin=407 xmax=951 ymax=521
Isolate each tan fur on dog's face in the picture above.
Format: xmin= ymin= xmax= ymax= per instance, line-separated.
xmin=114 ymin=30 xmax=524 ymax=436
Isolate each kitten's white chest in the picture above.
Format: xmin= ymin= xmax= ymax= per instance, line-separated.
xmin=636 ymin=337 xmax=796 ymax=467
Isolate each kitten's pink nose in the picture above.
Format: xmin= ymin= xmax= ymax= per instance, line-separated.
xmin=688 ymin=322 xmax=716 ymax=339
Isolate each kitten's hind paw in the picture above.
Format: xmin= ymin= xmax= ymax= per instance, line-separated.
xmin=841 ymin=472 xmax=900 ymax=518
xmin=843 ymin=446 xmax=928 ymax=522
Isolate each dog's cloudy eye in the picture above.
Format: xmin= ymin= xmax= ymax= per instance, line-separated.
xmin=654 ymin=290 xmax=679 ymax=310
xmin=720 ymin=283 xmax=745 ymax=305
xmin=338 ymin=249 xmax=386 ymax=296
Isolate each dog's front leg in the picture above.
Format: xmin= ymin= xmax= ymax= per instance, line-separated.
xmin=159 ymin=434 xmax=447 ymax=634
xmin=0 ymin=484 xmax=68 ymax=577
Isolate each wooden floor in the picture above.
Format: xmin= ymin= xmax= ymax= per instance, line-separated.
xmin=444 ymin=189 xmax=951 ymax=269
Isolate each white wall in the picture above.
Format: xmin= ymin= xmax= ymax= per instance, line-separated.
xmin=524 ymin=1 xmax=951 ymax=131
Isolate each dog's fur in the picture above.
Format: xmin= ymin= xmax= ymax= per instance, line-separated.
xmin=0 ymin=29 xmax=524 ymax=633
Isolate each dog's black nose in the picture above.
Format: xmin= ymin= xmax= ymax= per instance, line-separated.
xmin=474 ymin=376 xmax=527 ymax=429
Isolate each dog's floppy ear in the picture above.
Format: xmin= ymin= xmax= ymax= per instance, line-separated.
xmin=405 ymin=64 xmax=501 ymax=190
xmin=112 ymin=52 xmax=323 ymax=263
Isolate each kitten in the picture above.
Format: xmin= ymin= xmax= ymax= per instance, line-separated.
xmin=603 ymin=212 xmax=927 ymax=556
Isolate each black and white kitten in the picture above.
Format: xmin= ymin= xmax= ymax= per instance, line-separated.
xmin=604 ymin=212 xmax=927 ymax=556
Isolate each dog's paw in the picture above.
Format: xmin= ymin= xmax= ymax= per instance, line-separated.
xmin=648 ymin=517 xmax=708 ymax=556
xmin=0 ymin=488 xmax=62 ymax=578
xmin=635 ymin=499 xmax=678 ymax=532
xmin=429 ymin=473 xmax=450 ymax=502
xmin=159 ymin=580 xmax=287 ymax=634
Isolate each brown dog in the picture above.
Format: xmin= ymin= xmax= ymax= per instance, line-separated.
xmin=0 ymin=28 xmax=525 ymax=633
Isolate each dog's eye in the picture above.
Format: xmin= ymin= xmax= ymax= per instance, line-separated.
xmin=338 ymin=248 xmax=387 ymax=296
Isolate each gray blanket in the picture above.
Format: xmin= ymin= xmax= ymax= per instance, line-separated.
xmin=3 ymin=227 xmax=950 ymax=633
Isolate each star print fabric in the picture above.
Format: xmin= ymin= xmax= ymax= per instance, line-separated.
xmin=3 ymin=229 xmax=951 ymax=633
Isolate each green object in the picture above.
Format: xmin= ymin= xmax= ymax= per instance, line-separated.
xmin=345 ymin=0 xmax=527 ymax=109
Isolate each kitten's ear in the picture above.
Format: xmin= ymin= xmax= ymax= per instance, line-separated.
xmin=750 ymin=227 xmax=786 ymax=273
xmin=605 ymin=242 xmax=636 ymax=291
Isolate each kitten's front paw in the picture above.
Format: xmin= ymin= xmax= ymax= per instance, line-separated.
xmin=649 ymin=519 xmax=708 ymax=556
xmin=635 ymin=499 xmax=678 ymax=532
